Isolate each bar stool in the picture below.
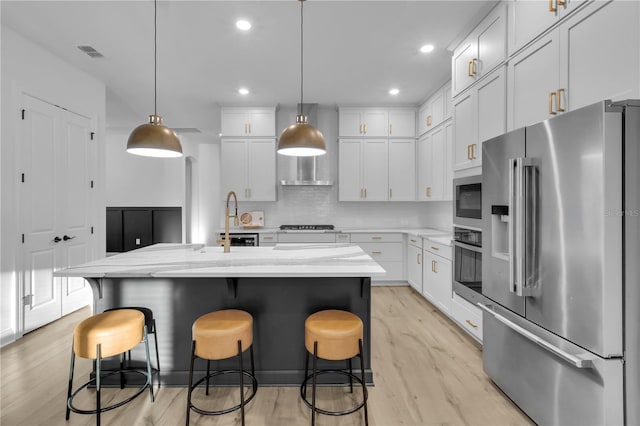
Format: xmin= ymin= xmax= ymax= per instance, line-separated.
xmin=104 ymin=306 xmax=160 ymax=386
xmin=301 ymin=309 xmax=368 ymax=426
xmin=65 ymin=309 xmax=154 ymax=426
xmin=186 ymin=309 xmax=258 ymax=426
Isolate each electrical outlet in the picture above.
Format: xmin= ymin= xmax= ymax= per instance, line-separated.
xmin=135 ymin=238 xmax=141 ymax=245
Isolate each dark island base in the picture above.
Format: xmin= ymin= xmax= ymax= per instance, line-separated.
xmin=89 ymin=276 xmax=373 ymax=387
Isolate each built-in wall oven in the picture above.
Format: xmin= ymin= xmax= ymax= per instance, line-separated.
xmin=453 ymin=175 xmax=482 ymax=228
xmin=452 ymin=226 xmax=484 ymax=305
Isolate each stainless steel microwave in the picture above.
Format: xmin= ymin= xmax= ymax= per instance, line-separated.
xmin=453 ymin=175 xmax=482 ymax=228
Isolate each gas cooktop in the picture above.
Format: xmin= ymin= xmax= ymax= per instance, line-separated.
xmin=279 ymin=225 xmax=335 ymax=231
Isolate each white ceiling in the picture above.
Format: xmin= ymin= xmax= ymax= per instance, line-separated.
xmin=1 ymin=0 xmax=498 ymax=135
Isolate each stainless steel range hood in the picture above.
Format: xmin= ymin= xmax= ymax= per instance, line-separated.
xmin=280 ymin=103 xmax=333 ymax=186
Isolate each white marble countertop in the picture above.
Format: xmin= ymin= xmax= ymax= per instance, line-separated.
xmin=54 ymin=243 xmax=386 ymax=279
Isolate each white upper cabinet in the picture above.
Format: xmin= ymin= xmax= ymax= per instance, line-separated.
xmin=388 ymin=109 xmax=416 ymax=138
xmin=339 ymin=107 xmax=415 ymax=138
xmin=508 ymin=0 xmax=588 ymax=56
xmin=417 ymin=121 xmax=453 ymax=202
xmin=418 ymin=81 xmax=451 ymax=137
xmin=339 ymin=108 xmax=388 ymax=137
xmin=338 ymin=139 xmax=389 ymax=201
xmin=220 ymin=139 xmax=276 ymax=201
xmin=388 ymin=139 xmax=416 ymax=201
xmin=452 ymin=3 xmax=507 ymax=97
xmin=221 ymin=107 xmax=276 ymax=137
xmin=454 ymin=65 xmax=507 ymax=171
xmin=508 ymin=0 xmax=640 ymax=130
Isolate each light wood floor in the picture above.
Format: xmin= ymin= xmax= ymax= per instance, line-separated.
xmin=1 ymin=286 xmax=532 ymax=425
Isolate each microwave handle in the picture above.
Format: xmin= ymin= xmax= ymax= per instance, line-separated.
xmin=509 ymin=157 xmax=535 ymax=297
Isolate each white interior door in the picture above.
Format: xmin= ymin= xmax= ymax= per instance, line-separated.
xmin=21 ymin=95 xmax=94 ymax=331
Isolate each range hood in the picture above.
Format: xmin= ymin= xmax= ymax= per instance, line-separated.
xmin=280 ymin=104 xmax=333 ymax=186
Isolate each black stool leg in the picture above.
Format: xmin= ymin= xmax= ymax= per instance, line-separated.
xmin=238 ymin=340 xmax=245 ymax=426
xmin=143 ymin=326 xmax=155 ymax=402
xmin=302 ymin=349 xmax=310 ymax=400
xmin=359 ymin=339 xmax=368 ymax=426
xmin=186 ymin=340 xmax=196 ymax=426
xmin=348 ymin=358 xmax=353 ymax=393
xmin=119 ymin=353 xmax=125 ymax=389
xmin=152 ymin=319 xmax=161 ymax=383
xmin=205 ymin=360 xmax=211 ymax=396
xmin=96 ymin=344 xmax=102 ymax=426
xmin=311 ymin=341 xmax=318 ymax=426
xmin=65 ymin=343 xmax=75 ymax=420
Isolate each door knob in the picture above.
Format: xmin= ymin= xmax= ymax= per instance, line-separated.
xmin=53 ymin=236 xmax=62 ymax=243
xmin=63 ymin=235 xmax=75 ymax=241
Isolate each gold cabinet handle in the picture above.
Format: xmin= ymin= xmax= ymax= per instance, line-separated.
xmin=468 ymin=60 xmax=474 ymax=77
xmin=431 ymin=246 xmax=439 ymax=251
xmin=431 ymin=260 xmax=436 ymax=273
xmin=549 ymin=92 xmax=557 ymax=115
xmin=372 ymin=251 xmax=382 ymax=255
xmin=264 ymin=236 xmax=273 ymax=240
xmin=427 ymin=187 xmax=431 ymax=197
xmin=360 ymin=188 xmax=364 ymax=198
xmin=364 ymin=124 xmax=368 ymax=134
xmin=556 ymin=88 xmax=565 ymax=112
xmin=467 ymin=144 xmax=473 ymax=160
xmin=248 ymin=123 xmax=251 ymax=134
xmin=465 ymin=319 xmax=478 ymax=329
xmin=410 ymin=238 xmax=417 ymax=243
xmin=558 ymin=0 xmax=566 ymax=5
xmin=549 ymin=0 xmax=557 ymax=12
xmin=364 ymin=188 xmax=367 ymax=198
xmin=389 ymin=188 xmax=392 ymax=199
xmin=371 ymin=236 xmax=382 ymax=240
xmin=471 ymin=144 xmax=477 ymax=160
xmin=426 ymin=115 xmax=432 ymax=126
xmin=471 ymin=58 xmax=477 ymax=76
xmin=389 ymin=123 xmax=392 ymax=135
xmin=417 ymin=253 xmax=421 ymax=264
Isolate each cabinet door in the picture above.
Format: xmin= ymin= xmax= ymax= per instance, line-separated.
xmin=443 ymin=121 xmax=454 ymax=201
xmin=388 ymin=139 xmax=416 ymax=201
xmin=221 ymin=109 xmax=249 ymax=136
xmin=362 ymin=139 xmax=388 ymax=201
xmin=476 ymin=3 xmax=507 ymax=77
xmin=432 ymin=255 xmax=452 ymax=314
xmin=508 ymin=30 xmax=560 ymax=130
xmin=561 ymin=0 xmax=640 ymax=112
xmin=362 ymin=110 xmax=388 ymax=137
xmin=422 ymin=250 xmax=437 ymax=303
xmin=417 ymin=134 xmax=430 ymax=202
xmin=338 ymin=109 xmax=364 ymax=137
xmin=428 ymin=90 xmax=445 ymax=129
xmin=509 ymin=0 xmax=587 ymax=56
xmin=388 ymin=109 xmax=416 ymax=138
xmin=221 ymin=139 xmax=249 ymax=201
xmin=338 ymin=139 xmax=363 ymax=201
xmin=247 ymin=139 xmax=276 ymax=201
xmin=452 ymin=90 xmax=477 ymax=171
xmin=428 ymin=126 xmax=445 ymax=201
xmin=248 ymin=109 xmax=276 ymax=136
xmin=417 ymin=102 xmax=430 ymax=137
xmin=476 ymin=65 xmax=507 ymax=165
xmin=407 ymin=244 xmax=423 ymax=292
xmin=452 ymin=38 xmax=477 ymax=97
xmin=443 ymin=82 xmax=453 ymax=120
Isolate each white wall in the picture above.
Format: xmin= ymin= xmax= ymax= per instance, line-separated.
xmin=1 ymin=26 xmax=106 ymax=346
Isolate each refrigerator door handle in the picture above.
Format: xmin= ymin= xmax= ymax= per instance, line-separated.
xmin=509 ymin=157 xmax=536 ymax=297
xmin=477 ymin=303 xmax=597 ymax=369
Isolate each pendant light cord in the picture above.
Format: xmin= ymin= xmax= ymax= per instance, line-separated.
xmin=154 ymin=0 xmax=158 ymax=116
xmin=299 ymin=0 xmax=304 ymax=116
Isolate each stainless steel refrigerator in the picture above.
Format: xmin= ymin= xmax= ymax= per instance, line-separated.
xmin=480 ymin=100 xmax=639 ymax=425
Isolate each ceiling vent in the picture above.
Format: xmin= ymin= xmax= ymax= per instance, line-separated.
xmin=77 ymin=45 xmax=104 ymax=58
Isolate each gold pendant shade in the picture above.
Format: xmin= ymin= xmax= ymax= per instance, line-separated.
xmin=127 ymin=114 xmax=183 ymax=158
xmin=277 ymin=114 xmax=326 ymax=157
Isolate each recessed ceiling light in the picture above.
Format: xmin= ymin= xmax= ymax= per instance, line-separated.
xmin=420 ymin=44 xmax=435 ymax=53
xmin=389 ymin=88 xmax=400 ymax=96
xmin=238 ymin=88 xmax=250 ymax=95
xmin=236 ymin=20 xmax=252 ymax=31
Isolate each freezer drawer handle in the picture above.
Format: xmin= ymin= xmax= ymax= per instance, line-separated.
xmin=477 ymin=303 xmax=597 ymax=369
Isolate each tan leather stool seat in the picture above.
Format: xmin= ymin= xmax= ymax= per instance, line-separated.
xmin=305 ymin=310 xmax=363 ymax=361
xmin=192 ymin=309 xmax=253 ymax=360
xmin=74 ymin=309 xmax=144 ymax=359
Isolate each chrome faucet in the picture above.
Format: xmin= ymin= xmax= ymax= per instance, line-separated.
xmin=218 ymin=191 xmax=239 ymax=253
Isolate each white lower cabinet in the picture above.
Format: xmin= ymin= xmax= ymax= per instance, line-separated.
xmin=422 ymin=241 xmax=452 ymax=315
xmin=259 ymin=233 xmax=277 ymax=246
xmin=406 ymin=236 xmax=423 ymax=292
xmin=450 ymin=293 xmax=483 ymax=342
xmin=351 ymin=233 xmax=404 ymax=283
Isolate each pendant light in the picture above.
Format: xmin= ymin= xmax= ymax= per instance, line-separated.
xmin=127 ymin=0 xmax=183 ymax=158
xmin=277 ymin=0 xmax=326 ymax=157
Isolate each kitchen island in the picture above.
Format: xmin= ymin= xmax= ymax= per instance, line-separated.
xmin=55 ymin=243 xmax=385 ymax=386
